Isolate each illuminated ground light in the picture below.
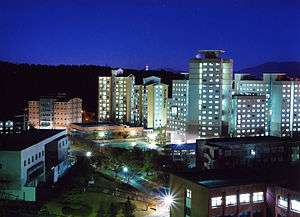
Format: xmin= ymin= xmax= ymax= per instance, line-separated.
xmin=86 ymin=151 xmax=92 ymax=157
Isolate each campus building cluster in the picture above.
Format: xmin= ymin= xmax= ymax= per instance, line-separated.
xmin=167 ymin=50 xmax=300 ymax=143
xmin=28 ymin=94 xmax=82 ymax=129
xmin=98 ymin=69 xmax=168 ymax=130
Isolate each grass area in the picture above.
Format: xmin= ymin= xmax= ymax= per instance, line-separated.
xmin=45 ymin=190 xmax=118 ymax=217
xmin=43 ymin=172 xmax=150 ymax=217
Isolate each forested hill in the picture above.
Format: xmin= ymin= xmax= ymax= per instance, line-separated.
xmin=0 ymin=61 xmax=185 ymax=116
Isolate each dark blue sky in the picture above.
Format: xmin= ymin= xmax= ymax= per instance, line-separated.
xmin=1 ymin=0 xmax=300 ymax=71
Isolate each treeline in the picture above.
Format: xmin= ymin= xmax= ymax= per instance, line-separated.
xmin=0 ymin=61 xmax=185 ymax=117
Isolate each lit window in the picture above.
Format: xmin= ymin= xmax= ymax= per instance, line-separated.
xmin=240 ymin=193 xmax=250 ymax=204
xmin=211 ymin=197 xmax=222 ymax=208
xmin=253 ymin=192 xmax=264 ymax=203
xmin=278 ymin=196 xmax=288 ymax=209
xmin=291 ymin=200 xmax=300 ymax=213
xmin=186 ymin=189 xmax=192 ymax=199
xmin=226 ymin=195 xmax=237 ymax=206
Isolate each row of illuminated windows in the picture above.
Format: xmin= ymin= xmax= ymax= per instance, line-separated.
xmin=202 ymin=62 xmax=220 ymax=66
xmin=201 ymin=121 xmax=219 ymax=125
xmin=240 ymin=83 xmax=265 ymax=87
xmin=211 ymin=192 xmax=263 ymax=208
xmin=237 ymin=130 xmax=264 ymax=134
xmin=237 ymin=134 xmax=265 ymax=137
xmin=278 ymin=196 xmax=300 ymax=213
xmin=238 ymin=99 xmax=264 ymax=103
xmin=202 ymin=68 xmax=220 ymax=72
xmin=237 ymin=124 xmax=265 ymax=128
xmin=202 ymin=132 xmax=219 ymax=137
xmin=237 ymin=120 xmax=265 ymax=124
xmin=237 ymin=104 xmax=265 ymax=108
xmin=238 ymin=115 xmax=265 ymax=120
xmin=202 ymin=111 xmax=219 ymax=115
xmin=237 ymin=109 xmax=264 ymax=113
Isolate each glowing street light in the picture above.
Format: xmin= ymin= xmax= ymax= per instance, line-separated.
xmin=86 ymin=151 xmax=92 ymax=157
xmin=123 ymin=166 xmax=129 ymax=173
xmin=163 ymin=194 xmax=175 ymax=207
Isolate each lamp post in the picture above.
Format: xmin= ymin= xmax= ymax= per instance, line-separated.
xmin=123 ymin=166 xmax=129 ymax=182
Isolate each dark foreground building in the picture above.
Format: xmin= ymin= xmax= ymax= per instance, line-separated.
xmin=197 ymin=136 xmax=300 ymax=170
xmin=170 ymin=166 xmax=300 ymax=217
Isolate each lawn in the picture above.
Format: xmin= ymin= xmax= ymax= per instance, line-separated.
xmin=43 ymin=172 xmax=151 ymax=217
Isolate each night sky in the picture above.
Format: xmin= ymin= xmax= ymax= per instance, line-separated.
xmin=1 ymin=0 xmax=300 ymax=71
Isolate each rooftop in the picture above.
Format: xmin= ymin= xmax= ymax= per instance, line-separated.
xmin=0 ymin=130 xmax=65 ymax=151
xmin=71 ymin=122 xmax=123 ymax=127
xmin=173 ymin=166 xmax=290 ymax=189
xmin=197 ymin=136 xmax=300 ymax=146
xmin=198 ymin=50 xmax=225 ymax=59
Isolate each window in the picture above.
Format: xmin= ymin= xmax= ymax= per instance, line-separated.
xmin=186 ymin=189 xmax=192 ymax=198
xmin=278 ymin=196 xmax=288 ymax=209
xmin=185 ymin=188 xmax=192 ymax=209
xmin=24 ymin=161 xmax=26 ymax=166
xmin=291 ymin=200 xmax=300 ymax=213
xmin=0 ymin=163 xmax=2 ymax=169
xmin=253 ymin=192 xmax=264 ymax=203
xmin=226 ymin=195 xmax=237 ymax=206
xmin=240 ymin=193 xmax=250 ymax=204
xmin=42 ymin=151 xmax=44 ymax=156
xmin=211 ymin=197 xmax=222 ymax=208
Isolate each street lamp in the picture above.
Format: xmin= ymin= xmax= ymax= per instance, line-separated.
xmin=86 ymin=151 xmax=92 ymax=157
xmin=123 ymin=166 xmax=129 ymax=173
xmin=161 ymin=192 xmax=176 ymax=217
xmin=163 ymin=194 xmax=175 ymax=207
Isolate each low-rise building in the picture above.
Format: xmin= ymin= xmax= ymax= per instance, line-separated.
xmin=170 ymin=170 xmax=269 ymax=217
xmin=28 ymin=94 xmax=82 ymax=129
xmin=170 ymin=166 xmax=300 ymax=217
xmin=0 ymin=130 xmax=69 ymax=201
xmin=197 ymin=136 xmax=300 ymax=170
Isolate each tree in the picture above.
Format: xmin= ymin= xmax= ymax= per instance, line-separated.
xmin=108 ymin=203 xmax=118 ymax=217
xmin=155 ymin=127 xmax=168 ymax=146
xmin=97 ymin=203 xmax=105 ymax=217
xmin=122 ymin=198 xmax=135 ymax=217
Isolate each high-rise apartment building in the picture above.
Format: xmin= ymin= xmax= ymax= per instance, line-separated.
xmin=271 ymin=80 xmax=300 ymax=137
xmin=130 ymin=85 xmax=144 ymax=126
xmin=167 ymin=79 xmax=189 ymax=143
xmin=187 ymin=50 xmax=233 ymax=142
xmin=234 ymin=73 xmax=300 ymax=137
xmin=98 ymin=69 xmax=135 ymax=124
xmin=230 ymin=95 xmax=266 ymax=137
xmin=142 ymin=76 xmax=168 ymax=129
xmin=98 ymin=76 xmax=112 ymax=120
xmin=28 ymin=95 xmax=82 ymax=129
